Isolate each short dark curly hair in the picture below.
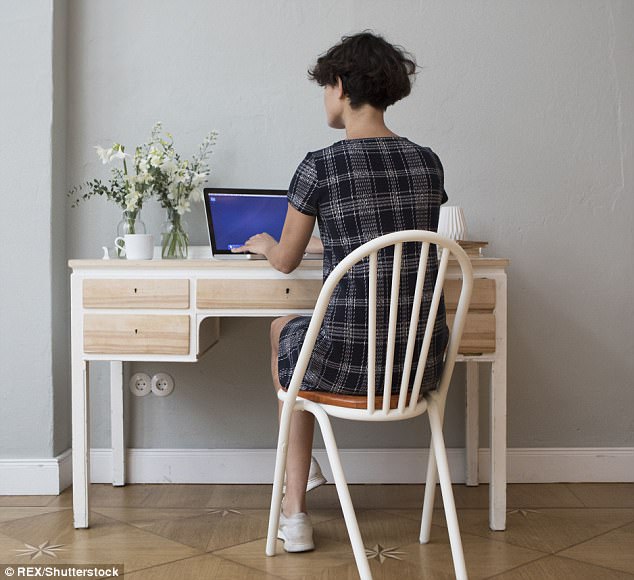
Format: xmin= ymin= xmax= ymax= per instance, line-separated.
xmin=308 ymin=31 xmax=417 ymax=111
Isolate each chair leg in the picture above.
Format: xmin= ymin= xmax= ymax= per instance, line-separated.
xmin=266 ymin=399 xmax=297 ymax=556
xmin=420 ymin=443 xmax=437 ymax=543
xmin=421 ymin=393 xmax=449 ymax=543
xmin=309 ymin=404 xmax=373 ymax=580
xmin=428 ymin=400 xmax=468 ymax=580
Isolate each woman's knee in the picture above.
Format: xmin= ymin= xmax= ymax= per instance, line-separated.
xmin=270 ymin=315 xmax=297 ymax=349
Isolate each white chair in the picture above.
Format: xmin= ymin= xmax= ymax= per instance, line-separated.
xmin=266 ymin=230 xmax=473 ymax=580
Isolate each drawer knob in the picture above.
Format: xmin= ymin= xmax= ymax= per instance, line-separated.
xmin=134 ymin=328 xmax=138 ymax=335
xmin=134 ymin=288 xmax=138 ymax=294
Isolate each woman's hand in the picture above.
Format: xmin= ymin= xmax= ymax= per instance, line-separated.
xmin=232 ymin=205 xmax=315 ymax=274
xmin=231 ymin=232 xmax=278 ymax=257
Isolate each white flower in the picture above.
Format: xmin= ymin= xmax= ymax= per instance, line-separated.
xmin=160 ymin=158 xmax=178 ymax=173
xmin=125 ymin=185 xmax=148 ymax=211
xmin=191 ymin=187 xmax=204 ymax=202
xmin=111 ymin=149 xmax=130 ymax=162
xmin=191 ymin=172 xmax=207 ymax=188
xmin=147 ymin=147 xmax=163 ymax=167
xmin=95 ymin=145 xmax=130 ymax=164
xmin=95 ymin=145 xmax=114 ymax=164
xmin=171 ymin=172 xmax=185 ymax=185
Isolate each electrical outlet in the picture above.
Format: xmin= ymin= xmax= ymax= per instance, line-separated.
xmin=129 ymin=373 xmax=152 ymax=396
xmin=151 ymin=373 xmax=174 ymax=397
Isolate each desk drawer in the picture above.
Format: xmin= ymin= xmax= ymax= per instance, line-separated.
xmin=443 ymin=278 xmax=495 ymax=311
xmin=197 ymin=279 xmax=321 ymax=309
xmin=84 ymin=314 xmax=190 ymax=355
xmin=83 ymin=279 xmax=189 ymax=309
xmin=444 ymin=278 xmax=496 ymax=354
xmin=446 ymin=312 xmax=496 ymax=354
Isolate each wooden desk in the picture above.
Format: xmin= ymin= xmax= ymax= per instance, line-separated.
xmin=69 ymin=257 xmax=508 ymax=531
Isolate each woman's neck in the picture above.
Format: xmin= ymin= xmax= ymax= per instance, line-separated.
xmin=342 ymin=104 xmax=398 ymax=140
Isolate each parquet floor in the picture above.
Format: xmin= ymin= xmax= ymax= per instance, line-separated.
xmin=1 ymin=483 xmax=633 ymax=578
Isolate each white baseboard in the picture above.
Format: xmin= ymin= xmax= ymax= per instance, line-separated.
xmin=500 ymin=447 xmax=634 ymax=483
xmin=87 ymin=447 xmax=634 ymax=485
xmin=0 ymin=449 xmax=72 ymax=495
xmin=2 ymin=447 xmax=632 ymax=494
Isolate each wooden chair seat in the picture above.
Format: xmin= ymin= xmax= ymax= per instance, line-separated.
xmin=297 ymin=389 xmax=401 ymax=409
xmin=283 ymin=387 xmax=415 ymax=409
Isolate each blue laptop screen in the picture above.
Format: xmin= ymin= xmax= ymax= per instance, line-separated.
xmin=206 ymin=192 xmax=288 ymax=252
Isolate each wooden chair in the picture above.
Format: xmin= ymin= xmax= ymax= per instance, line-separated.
xmin=266 ymin=230 xmax=473 ymax=580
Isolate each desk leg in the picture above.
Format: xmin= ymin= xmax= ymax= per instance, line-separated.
xmin=465 ymin=361 xmax=479 ymax=486
xmin=489 ymin=273 xmax=507 ymax=531
xmin=110 ymin=361 xmax=126 ymax=486
xmin=72 ymin=359 xmax=90 ymax=528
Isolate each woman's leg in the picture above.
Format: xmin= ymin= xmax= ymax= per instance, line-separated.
xmin=270 ymin=315 xmax=315 ymax=516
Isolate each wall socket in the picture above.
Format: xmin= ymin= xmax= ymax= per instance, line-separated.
xmin=151 ymin=373 xmax=175 ymax=397
xmin=129 ymin=373 xmax=152 ymax=396
xmin=129 ymin=372 xmax=175 ymax=397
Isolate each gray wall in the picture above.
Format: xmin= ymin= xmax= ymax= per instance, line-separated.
xmin=52 ymin=0 xmax=71 ymax=459
xmin=2 ymin=0 xmax=632 ymax=460
xmin=0 ymin=0 xmax=69 ymax=458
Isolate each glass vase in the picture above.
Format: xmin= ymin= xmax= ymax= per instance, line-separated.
xmin=161 ymin=208 xmax=189 ymax=259
xmin=116 ymin=210 xmax=146 ymax=258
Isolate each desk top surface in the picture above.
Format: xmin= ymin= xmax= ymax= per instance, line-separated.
xmin=69 ymin=257 xmax=509 ymax=270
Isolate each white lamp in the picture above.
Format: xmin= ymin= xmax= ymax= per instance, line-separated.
xmin=438 ymin=206 xmax=467 ymax=241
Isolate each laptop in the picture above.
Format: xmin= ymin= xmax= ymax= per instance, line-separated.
xmin=203 ymin=187 xmax=288 ymax=260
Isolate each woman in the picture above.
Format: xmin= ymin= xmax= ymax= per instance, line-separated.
xmin=233 ymin=31 xmax=448 ymax=552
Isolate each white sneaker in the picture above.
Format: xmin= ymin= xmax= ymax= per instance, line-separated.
xmin=283 ymin=456 xmax=327 ymax=493
xmin=307 ymin=456 xmax=327 ymax=491
xmin=277 ymin=511 xmax=314 ymax=552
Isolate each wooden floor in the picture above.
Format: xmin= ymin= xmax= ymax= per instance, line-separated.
xmin=1 ymin=483 xmax=633 ymax=578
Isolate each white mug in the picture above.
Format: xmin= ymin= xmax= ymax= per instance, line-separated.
xmin=438 ymin=206 xmax=467 ymax=241
xmin=114 ymin=234 xmax=154 ymax=260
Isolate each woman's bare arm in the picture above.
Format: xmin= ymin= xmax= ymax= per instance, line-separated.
xmin=230 ymin=204 xmax=316 ymax=273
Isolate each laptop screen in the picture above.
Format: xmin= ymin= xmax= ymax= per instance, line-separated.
xmin=204 ymin=188 xmax=288 ymax=254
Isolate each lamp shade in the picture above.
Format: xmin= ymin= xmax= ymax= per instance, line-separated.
xmin=437 ymin=206 xmax=467 ymax=240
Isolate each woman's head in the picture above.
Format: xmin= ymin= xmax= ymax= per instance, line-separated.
xmin=308 ymin=31 xmax=417 ymax=112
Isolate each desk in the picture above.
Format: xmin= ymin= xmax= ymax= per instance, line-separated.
xmin=69 ymin=257 xmax=508 ymax=530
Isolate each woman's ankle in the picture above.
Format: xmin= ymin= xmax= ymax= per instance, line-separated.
xmin=282 ymin=495 xmax=307 ymax=517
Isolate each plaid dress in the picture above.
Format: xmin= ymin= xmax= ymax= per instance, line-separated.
xmin=278 ymin=136 xmax=449 ymax=396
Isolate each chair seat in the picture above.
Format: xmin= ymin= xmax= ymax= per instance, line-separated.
xmin=282 ymin=387 xmax=415 ymax=409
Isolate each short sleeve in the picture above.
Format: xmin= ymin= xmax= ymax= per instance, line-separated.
xmin=429 ymin=149 xmax=448 ymax=204
xmin=288 ymin=153 xmax=319 ymax=216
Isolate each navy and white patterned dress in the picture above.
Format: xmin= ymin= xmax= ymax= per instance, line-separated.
xmin=278 ymin=136 xmax=449 ymax=396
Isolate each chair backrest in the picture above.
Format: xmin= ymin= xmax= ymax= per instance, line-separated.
xmin=286 ymin=230 xmax=474 ymax=418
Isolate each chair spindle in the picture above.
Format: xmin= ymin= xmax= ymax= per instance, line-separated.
xmin=409 ymin=246 xmax=451 ymax=409
xmin=381 ymin=242 xmax=402 ymax=413
xmin=397 ymin=242 xmax=430 ymax=412
xmin=367 ymin=252 xmax=378 ymax=413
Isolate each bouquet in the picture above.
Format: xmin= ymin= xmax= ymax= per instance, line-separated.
xmin=144 ymin=122 xmax=218 ymax=215
xmin=142 ymin=122 xmax=218 ymax=257
xmin=68 ymin=143 xmax=156 ymax=213
xmin=68 ymin=122 xmax=218 ymax=259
